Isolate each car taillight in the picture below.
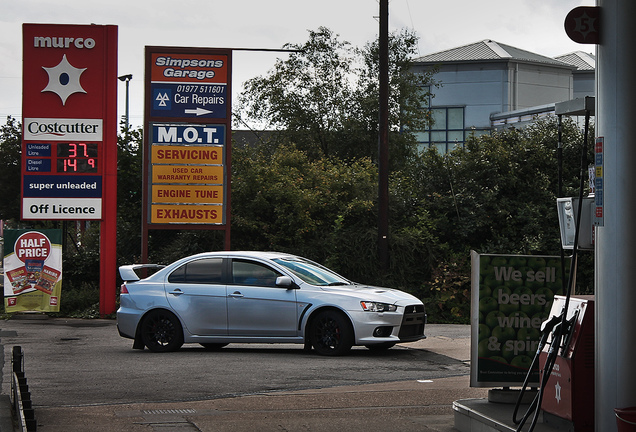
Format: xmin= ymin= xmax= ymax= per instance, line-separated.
xmin=120 ymin=284 xmax=129 ymax=294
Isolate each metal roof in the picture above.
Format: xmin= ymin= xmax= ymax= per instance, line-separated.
xmin=414 ymin=39 xmax=573 ymax=68
xmin=554 ymin=51 xmax=596 ymax=71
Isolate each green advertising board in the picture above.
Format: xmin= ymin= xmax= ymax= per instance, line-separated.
xmin=3 ymin=229 xmax=63 ymax=313
xmin=470 ymin=251 xmax=569 ymax=387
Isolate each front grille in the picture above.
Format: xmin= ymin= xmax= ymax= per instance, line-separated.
xmin=398 ymin=304 xmax=426 ymax=340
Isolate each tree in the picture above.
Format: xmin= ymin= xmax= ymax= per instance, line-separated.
xmin=0 ymin=117 xmax=22 ymax=222
xmin=413 ymin=116 xmax=590 ymax=256
xmin=228 ymin=141 xmax=442 ymax=313
xmin=352 ymin=28 xmax=438 ymax=165
xmin=387 ymin=116 xmax=594 ymax=321
xmin=230 ymin=142 xmax=378 ymax=272
xmin=236 ymin=27 xmax=436 ymax=167
xmin=116 ymin=124 xmax=144 ymax=265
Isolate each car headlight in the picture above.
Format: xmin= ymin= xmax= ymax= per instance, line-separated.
xmin=360 ymin=301 xmax=397 ymax=312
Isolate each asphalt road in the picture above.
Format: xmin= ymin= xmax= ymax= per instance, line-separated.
xmin=0 ymin=317 xmax=471 ymax=409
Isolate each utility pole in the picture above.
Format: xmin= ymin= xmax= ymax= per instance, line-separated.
xmin=378 ymin=0 xmax=390 ymax=272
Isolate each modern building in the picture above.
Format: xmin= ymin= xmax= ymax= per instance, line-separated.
xmin=555 ymin=51 xmax=596 ymax=99
xmin=411 ymin=40 xmax=596 ymax=152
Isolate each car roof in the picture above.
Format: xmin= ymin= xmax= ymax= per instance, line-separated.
xmin=120 ymin=251 xmax=308 ymax=282
xmin=183 ymin=251 xmax=299 ymax=260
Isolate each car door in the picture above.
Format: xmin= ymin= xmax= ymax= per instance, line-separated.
xmin=227 ymin=258 xmax=298 ymax=336
xmin=165 ymin=257 xmax=228 ymax=336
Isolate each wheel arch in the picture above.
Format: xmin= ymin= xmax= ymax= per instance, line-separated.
xmin=303 ymin=305 xmax=356 ymax=344
xmin=133 ymin=307 xmax=185 ymax=350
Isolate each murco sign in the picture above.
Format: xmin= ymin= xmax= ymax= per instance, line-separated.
xmin=21 ymin=23 xmax=117 ymax=221
xmin=22 ymin=23 xmax=119 ymax=316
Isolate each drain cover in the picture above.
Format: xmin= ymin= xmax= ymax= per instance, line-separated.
xmin=142 ymin=409 xmax=197 ymax=415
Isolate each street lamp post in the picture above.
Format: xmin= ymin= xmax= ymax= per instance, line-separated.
xmin=118 ymin=74 xmax=133 ymax=131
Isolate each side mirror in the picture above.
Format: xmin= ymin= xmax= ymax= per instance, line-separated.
xmin=276 ymin=276 xmax=296 ymax=289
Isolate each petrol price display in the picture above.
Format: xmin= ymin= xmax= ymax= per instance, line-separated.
xmin=56 ymin=143 xmax=99 ymax=174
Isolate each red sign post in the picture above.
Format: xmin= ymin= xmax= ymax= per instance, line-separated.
xmin=22 ymin=24 xmax=118 ymax=315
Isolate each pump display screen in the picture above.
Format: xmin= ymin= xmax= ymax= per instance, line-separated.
xmin=56 ymin=143 xmax=99 ymax=173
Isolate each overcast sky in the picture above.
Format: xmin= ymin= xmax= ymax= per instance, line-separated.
xmin=1 ymin=0 xmax=594 ymax=128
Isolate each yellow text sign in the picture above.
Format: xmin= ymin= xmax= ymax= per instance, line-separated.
xmin=152 ymin=165 xmax=223 ymax=184
xmin=151 ymin=145 xmax=223 ymax=165
xmin=152 ymin=185 xmax=223 ymax=204
xmin=151 ymin=204 xmax=223 ymax=224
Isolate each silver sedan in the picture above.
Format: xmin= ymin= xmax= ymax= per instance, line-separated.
xmin=117 ymin=251 xmax=426 ymax=355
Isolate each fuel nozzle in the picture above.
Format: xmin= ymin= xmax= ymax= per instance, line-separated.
xmin=541 ymin=313 xmax=564 ymax=333
xmin=536 ymin=312 xmax=565 ymax=354
xmin=559 ymin=309 xmax=580 ymax=356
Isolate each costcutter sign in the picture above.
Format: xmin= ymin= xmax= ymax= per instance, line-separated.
xmin=150 ymin=52 xmax=229 ymax=119
xmin=21 ymin=24 xmax=117 ymax=220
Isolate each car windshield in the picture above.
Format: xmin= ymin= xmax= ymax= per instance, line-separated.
xmin=272 ymin=257 xmax=350 ymax=286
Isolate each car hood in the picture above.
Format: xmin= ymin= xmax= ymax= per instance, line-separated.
xmin=318 ymin=284 xmax=422 ymax=305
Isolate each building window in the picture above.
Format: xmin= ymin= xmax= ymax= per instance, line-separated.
xmin=416 ymin=107 xmax=465 ymax=153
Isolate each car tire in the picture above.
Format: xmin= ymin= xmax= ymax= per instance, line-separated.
xmin=200 ymin=343 xmax=229 ymax=350
xmin=365 ymin=342 xmax=396 ymax=351
xmin=310 ymin=310 xmax=354 ymax=356
xmin=140 ymin=310 xmax=184 ymax=352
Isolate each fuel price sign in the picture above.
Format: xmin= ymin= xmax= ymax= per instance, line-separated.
xmin=21 ymin=23 xmax=117 ymax=222
xmin=24 ymin=142 xmax=101 ymax=175
xmin=56 ymin=143 xmax=99 ymax=173
xmin=22 ymin=140 xmax=103 ymax=219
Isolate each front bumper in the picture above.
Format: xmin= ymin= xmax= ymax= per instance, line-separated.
xmin=352 ymin=304 xmax=427 ymax=345
xmin=397 ymin=304 xmax=427 ymax=342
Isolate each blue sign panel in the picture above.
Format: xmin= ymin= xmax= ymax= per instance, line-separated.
xmin=151 ymin=83 xmax=227 ymax=119
xmin=151 ymin=124 xmax=226 ymax=145
xmin=25 ymin=159 xmax=51 ymax=172
xmin=26 ymin=143 xmax=51 ymax=157
xmin=23 ymin=175 xmax=102 ymax=198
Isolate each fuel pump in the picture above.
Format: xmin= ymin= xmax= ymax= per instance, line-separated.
xmin=540 ymin=295 xmax=595 ymax=431
xmin=513 ymin=99 xmax=595 ymax=432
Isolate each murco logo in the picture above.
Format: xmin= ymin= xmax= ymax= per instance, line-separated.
xmin=41 ymin=54 xmax=87 ymax=105
xmin=32 ymin=35 xmax=96 ymax=105
xmin=33 ymin=36 xmax=96 ymax=49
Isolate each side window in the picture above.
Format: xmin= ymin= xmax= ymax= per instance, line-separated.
xmin=169 ymin=264 xmax=186 ymax=283
xmin=168 ymin=258 xmax=223 ymax=284
xmin=232 ymin=260 xmax=281 ymax=287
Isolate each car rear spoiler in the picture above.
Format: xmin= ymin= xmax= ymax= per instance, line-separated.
xmin=119 ymin=264 xmax=166 ymax=282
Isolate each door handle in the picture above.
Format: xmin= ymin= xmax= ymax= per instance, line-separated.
xmin=229 ymin=291 xmax=244 ymax=298
xmin=169 ymin=288 xmax=184 ymax=296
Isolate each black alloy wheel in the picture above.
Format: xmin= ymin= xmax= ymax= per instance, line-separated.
xmin=141 ymin=310 xmax=184 ymax=352
xmin=310 ymin=310 xmax=354 ymax=356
